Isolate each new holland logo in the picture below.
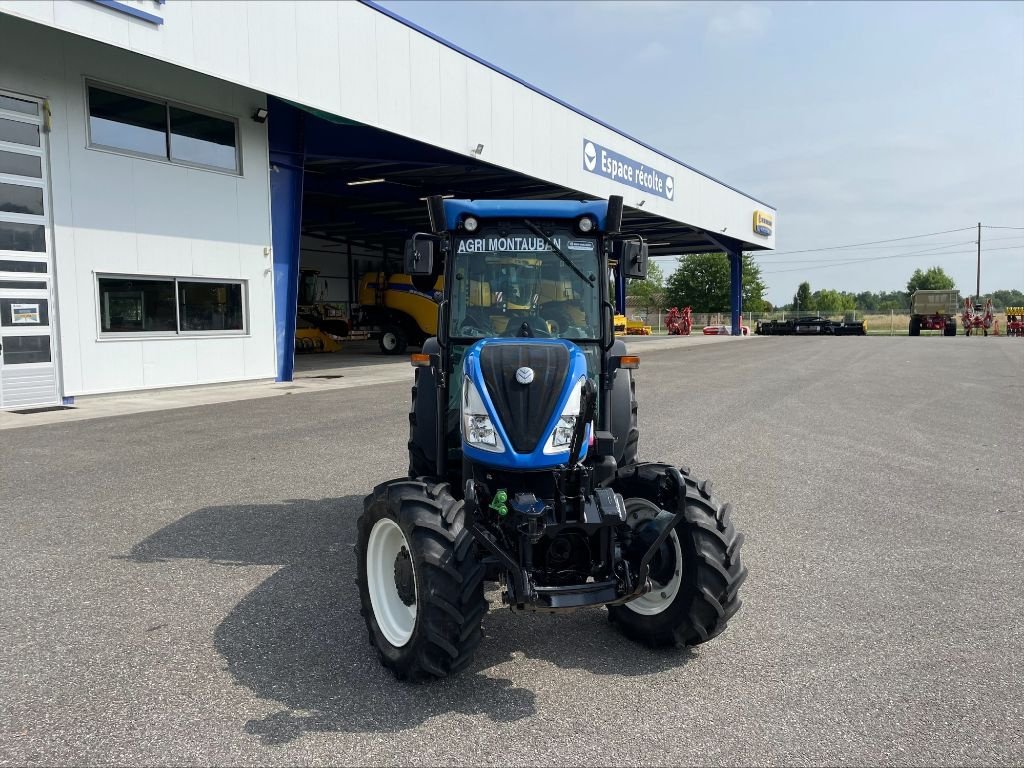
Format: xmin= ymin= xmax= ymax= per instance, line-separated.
xmin=515 ymin=367 xmax=535 ymax=385
xmin=583 ymin=141 xmax=597 ymax=172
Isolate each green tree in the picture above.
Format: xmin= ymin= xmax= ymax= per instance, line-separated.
xmin=988 ymin=289 xmax=1024 ymax=309
xmin=793 ymin=281 xmax=814 ymax=312
xmin=855 ymin=291 xmax=879 ymax=311
xmin=626 ymin=260 xmax=664 ymax=314
xmin=812 ymin=289 xmax=856 ymax=314
xmin=665 ymin=254 xmax=728 ymax=313
xmin=742 ymin=256 xmax=769 ymax=313
xmin=907 ymin=266 xmax=956 ymax=293
xmin=664 ymin=253 xmax=767 ymax=313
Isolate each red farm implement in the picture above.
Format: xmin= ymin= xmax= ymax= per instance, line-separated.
xmin=665 ymin=306 xmax=693 ymax=336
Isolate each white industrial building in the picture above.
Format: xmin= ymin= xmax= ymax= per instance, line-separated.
xmin=0 ymin=0 xmax=775 ymax=410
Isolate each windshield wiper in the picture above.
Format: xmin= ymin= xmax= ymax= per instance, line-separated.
xmin=522 ymin=219 xmax=594 ymax=285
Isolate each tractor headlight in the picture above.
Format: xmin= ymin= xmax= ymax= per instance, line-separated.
xmin=462 ymin=376 xmax=504 ymax=452
xmin=550 ymin=415 xmax=577 ymax=449
xmin=463 ymin=215 xmax=479 ymax=233
xmin=544 ymin=376 xmax=587 ymax=454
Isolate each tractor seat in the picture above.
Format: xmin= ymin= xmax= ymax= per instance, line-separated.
xmin=468 ymin=280 xmax=492 ymax=307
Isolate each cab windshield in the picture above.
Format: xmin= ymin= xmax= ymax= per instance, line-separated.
xmin=449 ymin=225 xmax=601 ymax=341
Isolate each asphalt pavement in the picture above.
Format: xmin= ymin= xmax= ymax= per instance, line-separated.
xmin=1 ymin=337 xmax=1022 ymax=766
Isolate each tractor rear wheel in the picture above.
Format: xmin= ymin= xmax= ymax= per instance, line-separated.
xmin=356 ymin=479 xmax=487 ymax=680
xmin=608 ymin=463 xmax=746 ymax=647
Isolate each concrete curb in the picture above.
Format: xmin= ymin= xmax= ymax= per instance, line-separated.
xmin=0 ymin=334 xmax=748 ymax=430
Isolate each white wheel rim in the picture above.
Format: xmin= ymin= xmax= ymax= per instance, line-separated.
xmin=626 ymin=523 xmax=684 ymax=617
xmin=366 ymin=517 xmax=417 ymax=647
xmin=382 ymin=332 xmax=397 ymax=350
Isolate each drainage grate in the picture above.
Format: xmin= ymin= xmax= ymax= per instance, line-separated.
xmin=10 ymin=405 xmax=75 ymax=415
xmin=310 ymin=374 xmax=344 ymax=380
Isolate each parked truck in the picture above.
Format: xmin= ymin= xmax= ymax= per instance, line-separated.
xmin=909 ymin=289 xmax=959 ymax=336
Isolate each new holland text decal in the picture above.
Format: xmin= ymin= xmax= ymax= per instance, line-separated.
xmin=583 ymin=139 xmax=674 ymax=201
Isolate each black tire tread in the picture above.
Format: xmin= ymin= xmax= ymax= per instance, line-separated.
xmin=356 ymin=479 xmax=487 ymax=681
xmin=608 ymin=462 xmax=747 ymax=647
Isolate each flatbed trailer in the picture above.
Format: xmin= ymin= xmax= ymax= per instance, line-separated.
xmin=755 ymin=316 xmax=866 ymax=336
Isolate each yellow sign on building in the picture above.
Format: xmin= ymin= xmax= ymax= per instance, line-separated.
xmin=753 ymin=210 xmax=774 ymax=237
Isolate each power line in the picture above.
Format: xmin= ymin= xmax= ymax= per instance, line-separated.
xmin=760 ymin=244 xmax=1024 ymax=275
xmin=754 ymin=226 xmax=976 ymax=256
xmin=758 ymin=240 xmax=978 ymax=265
xmin=759 ymin=235 xmax=1024 ymax=264
xmin=981 ymin=224 xmax=1024 ymax=230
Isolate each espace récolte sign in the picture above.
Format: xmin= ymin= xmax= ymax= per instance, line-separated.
xmin=583 ymin=139 xmax=674 ymax=201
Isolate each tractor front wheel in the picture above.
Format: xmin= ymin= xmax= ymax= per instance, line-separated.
xmin=356 ymin=479 xmax=487 ymax=680
xmin=608 ymin=463 xmax=747 ymax=647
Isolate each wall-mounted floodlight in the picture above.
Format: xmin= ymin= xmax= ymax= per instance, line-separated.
xmin=252 ymin=107 xmax=268 ymax=123
xmin=471 ymin=143 xmax=484 ymax=155
xmin=346 ymin=178 xmax=386 ymax=186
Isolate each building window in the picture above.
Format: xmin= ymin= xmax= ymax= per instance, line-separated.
xmin=177 ymin=281 xmax=244 ymax=332
xmin=0 ymin=117 xmax=40 ymax=147
xmin=87 ymin=85 xmax=240 ymax=174
xmin=0 ymin=221 xmax=45 ymax=251
xmin=99 ymin=277 xmax=177 ymax=333
xmin=98 ymin=276 xmax=247 ymax=336
xmin=0 ymin=335 xmax=51 ymax=364
xmin=0 ymin=149 xmax=42 ymax=178
xmin=169 ymin=107 xmax=237 ymax=171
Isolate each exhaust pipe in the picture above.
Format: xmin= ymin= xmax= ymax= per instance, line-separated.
xmin=426 ymin=195 xmax=447 ymax=234
xmin=606 ymin=195 xmax=624 ymax=235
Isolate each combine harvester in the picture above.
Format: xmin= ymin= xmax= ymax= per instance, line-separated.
xmin=355 ymin=195 xmax=746 ymax=680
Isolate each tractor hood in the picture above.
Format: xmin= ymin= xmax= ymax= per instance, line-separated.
xmin=461 ymin=338 xmax=591 ymax=470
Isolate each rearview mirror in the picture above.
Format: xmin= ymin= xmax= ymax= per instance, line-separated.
xmin=614 ymin=238 xmax=649 ymax=280
xmin=404 ymin=234 xmax=436 ymax=276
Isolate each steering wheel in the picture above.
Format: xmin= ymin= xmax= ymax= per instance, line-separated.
xmin=458 ymin=311 xmax=492 ymax=337
xmin=502 ymin=317 xmax=552 ymax=338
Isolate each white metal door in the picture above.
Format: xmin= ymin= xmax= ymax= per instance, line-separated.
xmin=0 ymin=90 xmax=59 ymax=410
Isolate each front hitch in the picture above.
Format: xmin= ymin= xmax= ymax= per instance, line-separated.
xmin=608 ymin=466 xmax=688 ymax=605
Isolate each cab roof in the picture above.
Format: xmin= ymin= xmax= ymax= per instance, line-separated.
xmin=442 ymin=199 xmax=609 ymax=231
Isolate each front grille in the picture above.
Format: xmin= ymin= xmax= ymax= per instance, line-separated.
xmin=480 ymin=343 xmax=569 ymax=454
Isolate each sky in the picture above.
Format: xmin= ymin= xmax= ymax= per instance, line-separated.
xmin=378 ymin=0 xmax=1024 ymax=305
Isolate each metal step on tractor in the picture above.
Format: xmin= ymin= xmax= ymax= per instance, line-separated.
xmin=355 ymin=195 xmax=747 ymax=681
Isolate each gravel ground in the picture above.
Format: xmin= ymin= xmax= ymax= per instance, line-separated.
xmin=1 ymin=336 xmax=1022 ymax=767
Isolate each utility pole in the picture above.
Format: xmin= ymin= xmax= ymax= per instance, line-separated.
xmin=976 ymin=222 xmax=981 ymax=300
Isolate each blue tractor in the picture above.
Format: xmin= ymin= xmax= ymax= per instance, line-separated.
xmin=356 ymin=195 xmax=746 ymax=680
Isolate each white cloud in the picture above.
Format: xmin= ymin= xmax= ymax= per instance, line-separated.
xmin=706 ymin=3 xmax=771 ymax=39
